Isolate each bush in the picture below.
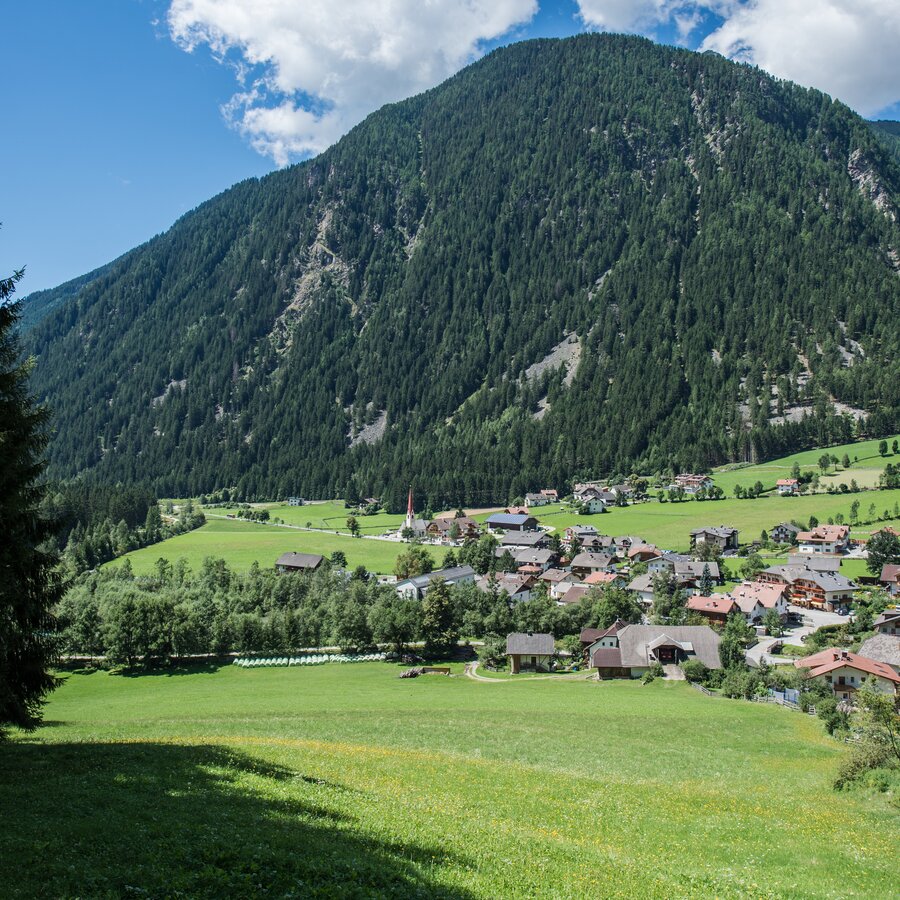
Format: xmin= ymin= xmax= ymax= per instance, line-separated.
xmin=720 ymin=668 xmax=763 ymax=699
xmin=642 ymin=661 xmax=664 ymax=684
xmin=834 ymin=740 xmax=896 ymax=790
xmin=816 ymin=696 xmax=850 ymax=736
xmin=680 ymin=659 xmax=709 ymax=683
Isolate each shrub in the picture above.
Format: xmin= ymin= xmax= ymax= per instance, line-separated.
xmin=834 ymin=740 xmax=896 ymax=790
xmin=680 ymin=659 xmax=709 ymax=683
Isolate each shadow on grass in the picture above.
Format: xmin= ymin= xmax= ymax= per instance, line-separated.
xmin=0 ymin=741 xmax=474 ymax=898
xmin=117 ymin=659 xmax=232 ymax=677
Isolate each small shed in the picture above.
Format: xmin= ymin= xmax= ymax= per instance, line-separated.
xmin=506 ymin=632 xmax=555 ymax=674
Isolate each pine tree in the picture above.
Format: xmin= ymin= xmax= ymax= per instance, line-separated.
xmin=0 ymin=267 xmax=62 ymax=730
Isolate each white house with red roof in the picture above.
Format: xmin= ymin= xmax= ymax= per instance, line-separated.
xmin=776 ymin=478 xmax=799 ymax=496
xmin=685 ymin=595 xmax=737 ymax=625
xmin=794 ymin=648 xmax=900 ymax=700
xmin=796 ymin=524 xmax=850 ymax=555
xmin=729 ymin=581 xmax=789 ymax=623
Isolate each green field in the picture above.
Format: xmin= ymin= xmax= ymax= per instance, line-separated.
xmin=710 ymin=434 xmax=900 ymax=495
xmin=115 ymin=518 xmax=449 ymax=576
xmin=211 ymin=501 xmax=407 ymax=535
xmin=4 ymin=665 xmax=895 ymax=897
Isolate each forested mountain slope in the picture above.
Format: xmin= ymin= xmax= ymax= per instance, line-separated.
xmin=24 ymin=35 xmax=900 ymax=510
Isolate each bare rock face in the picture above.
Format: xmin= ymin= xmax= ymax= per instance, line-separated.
xmin=848 ymin=148 xmax=897 ymax=223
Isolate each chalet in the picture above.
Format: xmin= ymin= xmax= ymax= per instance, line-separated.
xmin=395 ymin=565 xmax=475 ymax=599
xmin=426 ymin=516 xmax=479 ymax=541
xmin=776 ymin=479 xmax=799 ymax=496
xmin=873 ymin=610 xmax=900 ymax=635
xmin=791 ymin=554 xmax=841 ymax=572
xmin=756 ymin=565 xmax=856 ymax=611
xmin=627 ymin=544 xmax=661 ymax=563
xmin=879 ymin=565 xmax=900 ymax=597
xmin=287 ymin=496 xmax=304 ymax=506
xmin=506 ymin=632 xmax=555 ymax=673
xmin=729 ymin=581 xmax=789 ymax=623
xmin=685 ymin=595 xmax=738 ymax=625
xmin=574 ymin=486 xmax=604 ymax=504
xmin=647 ymin=553 xmax=691 ymax=575
xmin=499 ymin=531 xmax=549 ymax=549
xmin=690 ymin=526 xmax=739 ymax=552
xmin=275 ymin=552 xmax=324 ymax=573
xmin=486 ymin=513 xmax=539 ymax=532
xmin=580 ymin=620 xmax=628 ymax=654
xmin=626 ymin=573 xmax=656 ymax=608
xmin=583 ymin=571 xmax=626 ymax=588
xmin=540 ymin=488 xmax=559 ymax=502
xmin=569 ymin=552 xmax=616 ymax=578
xmin=770 ymin=522 xmax=801 ymax=545
xmin=558 ymin=584 xmax=591 ymax=605
xmin=673 ymin=474 xmax=714 ymax=494
xmin=795 ymin=648 xmax=900 ymax=699
xmin=476 ymin=573 xmax=534 ymax=603
xmin=525 ymin=492 xmax=550 ymax=508
xmin=673 ymin=560 xmax=721 ymax=586
xmin=857 ymin=635 xmax=900 ymax=675
xmin=796 ymin=524 xmax=850 ymax=555
xmin=540 ymin=568 xmax=582 ymax=599
xmin=509 ymin=548 xmax=557 ymax=572
xmin=613 ymin=535 xmax=645 ymax=555
xmin=580 ymin=497 xmax=607 ymax=514
xmin=590 ymin=624 xmax=722 ymax=678
xmin=504 ymin=506 xmax=530 ymax=516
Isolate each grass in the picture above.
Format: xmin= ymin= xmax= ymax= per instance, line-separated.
xmin=113 ymin=518 xmax=449 ymax=576
xmin=4 ymin=664 xmax=896 ymax=898
xmin=210 ymin=500 xmax=407 ymax=535
xmin=710 ymin=434 xmax=900 ymax=495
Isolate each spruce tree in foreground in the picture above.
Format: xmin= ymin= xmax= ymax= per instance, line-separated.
xmin=0 ymin=266 xmax=61 ymax=731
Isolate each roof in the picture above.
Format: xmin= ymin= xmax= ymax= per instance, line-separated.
xmin=628 ymin=543 xmax=660 ymax=558
xmin=567 ymin=525 xmax=599 ymax=536
xmin=540 ymin=567 xmax=577 ymax=583
xmin=880 ymin=564 xmax=900 ymax=583
xmin=795 ymin=648 xmax=900 ymax=684
xmin=772 ymin=522 xmax=801 ymax=534
xmin=874 ymin=610 xmax=900 ymax=628
xmin=499 ymin=532 xmax=546 ymax=547
xmin=674 ymin=560 xmax=720 ymax=579
xmin=487 ymin=513 xmax=536 ymax=527
xmin=276 ymin=552 xmax=324 ymax=569
xmin=796 ymin=524 xmax=850 ymax=543
xmin=776 ymin=479 xmax=798 ymax=486
xmin=570 ymin=552 xmax=615 ymax=569
xmin=580 ymin=620 xmax=627 ymax=644
xmin=398 ymin=565 xmax=475 ymax=590
xmin=476 ymin=573 xmax=532 ymax=596
xmin=559 ymin=584 xmax=591 ymax=605
xmin=591 ymin=647 xmax=624 ymax=668
xmin=730 ymin=581 xmax=785 ymax=610
xmin=512 ymin=549 xmax=555 ymax=565
xmin=506 ymin=632 xmax=555 ymax=656
xmin=685 ymin=595 xmax=737 ymax=615
xmin=761 ymin=566 xmax=855 ymax=592
xmin=857 ymin=635 xmax=900 ymax=668
xmin=584 ymin=571 xmax=620 ymax=585
xmin=791 ymin=554 xmax=841 ymax=572
xmin=690 ymin=526 xmax=738 ymax=538
xmin=616 ymin=625 xmax=722 ymax=668
xmin=627 ymin=574 xmax=655 ymax=593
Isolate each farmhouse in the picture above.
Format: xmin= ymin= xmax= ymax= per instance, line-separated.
xmin=685 ymin=595 xmax=738 ymax=625
xmin=796 ymin=524 xmax=850 ymax=555
xmin=690 ymin=526 xmax=739 ymax=552
xmin=647 ymin=552 xmax=691 ymax=574
xmin=499 ymin=531 xmax=548 ymax=549
xmin=506 ymin=632 xmax=555 ymax=673
xmin=795 ymin=648 xmax=900 ymax=699
xmin=580 ymin=620 xmax=628 ymax=655
xmin=426 ymin=516 xmax=479 ymax=541
xmin=627 ymin=543 xmax=661 ymax=563
xmin=275 ymin=552 xmax=324 ymax=573
xmin=590 ymin=624 xmax=722 ymax=678
xmin=581 ymin=496 xmax=607 ymax=514
xmin=673 ymin=474 xmax=714 ymax=494
xmin=395 ymin=565 xmax=476 ymax=599
xmin=486 ymin=513 xmax=539 ymax=532
xmin=770 ymin=522 xmax=801 ymax=545
xmin=879 ymin=564 xmax=900 ymax=597
xmin=674 ymin=560 xmax=721 ymax=586
xmin=508 ymin=548 xmax=557 ymax=572
xmin=776 ymin=479 xmax=799 ymax=496
xmin=540 ymin=488 xmax=559 ymax=502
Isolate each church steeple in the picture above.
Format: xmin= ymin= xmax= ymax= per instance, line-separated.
xmin=405 ymin=487 xmax=415 ymax=530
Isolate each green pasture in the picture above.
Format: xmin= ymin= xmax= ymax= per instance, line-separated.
xmin=710 ymin=434 xmax=900 ymax=495
xmin=4 ymin=665 xmax=895 ymax=898
xmin=112 ymin=518 xmax=448 ymax=576
xmin=210 ymin=500 xmax=407 ymax=535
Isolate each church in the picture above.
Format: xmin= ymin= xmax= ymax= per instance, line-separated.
xmin=401 ymin=488 xmax=428 ymax=539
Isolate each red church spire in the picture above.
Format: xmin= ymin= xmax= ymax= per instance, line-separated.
xmin=406 ymin=487 xmax=414 ymax=518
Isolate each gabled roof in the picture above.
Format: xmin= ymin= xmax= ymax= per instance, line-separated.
xmin=761 ymin=566 xmax=855 ymax=592
xmin=674 ymin=560 xmax=720 ymax=579
xmin=570 ymin=551 xmax=615 ymax=569
xmin=857 ymin=635 xmax=900 ymax=668
xmin=584 ymin=571 xmax=620 ymax=585
xmin=795 ymin=648 xmax=900 ymax=684
xmin=796 ymin=524 xmax=850 ymax=542
xmin=616 ymin=624 xmax=722 ymax=668
xmin=771 ymin=522 xmax=801 ymax=533
xmin=690 ymin=525 xmax=738 ymax=538
xmin=685 ymin=595 xmax=737 ymax=615
xmin=591 ymin=647 xmax=624 ymax=668
xmin=499 ymin=531 xmax=546 ymax=547
xmin=506 ymin=632 xmax=555 ymax=655
xmin=730 ymin=581 xmax=786 ymax=610
xmin=559 ymin=584 xmax=591 ymax=605
xmin=873 ymin=610 xmax=900 ymax=628
xmin=627 ymin=574 xmax=655 ymax=593
xmin=776 ymin=479 xmax=798 ymax=486
xmin=276 ymin=552 xmax=324 ymax=569
xmin=487 ymin=513 xmax=537 ymax=527
xmin=398 ymin=565 xmax=475 ymax=590
xmin=540 ymin=567 xmax=578 ymax=583
xmin=880 ymin=564 xmax=900 ymax=583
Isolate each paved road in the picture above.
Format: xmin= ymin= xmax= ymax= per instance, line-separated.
xmin=747 ymin=605 xmax=847 ymax=666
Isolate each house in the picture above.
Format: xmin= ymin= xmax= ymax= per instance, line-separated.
xmin=791 ymin=554 xmax=841 ymax=572
xmin=685 ymin=595 xmax=738 ymax=625
xmin=395 ymin=565 xmax=476 ymax=599
xmin=776 ymin=479 xmax=799 ymax=496
xmin=647 ymin=553 xmax=691 ymax=575
xmin=673 ymin=474 xmax=714 ymax=494
xmin=525 ymin=492 xmax=550 ymax=507
xmin=583 ymin=571 xmax=626 ymax=588
xmin=486 ymin=513 xmax=539 ymax=532
xmin=627 ymin=544 xmax=661 ymax=563
xmin=540 ymin=568 xmax=582 ymax=599
xmin=729 ymin=581 xmax=789 ymax=623
xmin=540 ymin=488 xmax=559 ymax=502
xmin=856 ymin=635 xmax=900 ymax=675
xmin=879 ymin=565 xmax=900 ymax=597
xmin=756 ymin=565 xmax=856 ymax=611
xmin=690 ymin=526 xmax=739 ymax=552
xmin=613 ymin=535 xmax=646 ymax=555
xmin=504 ymin=506 xmax=530 ymax=516
xmin=770 ymin=522 xmax=801 ymax=545
xmin=795 ymin=648 xmax=900 ymax=699
xmin=287 ymin=496 xmax=304 ymax=506
xmin=569 ymin=552 xmax=616 ymax=578
xmin=580 ymin=497 xmax=607 ymax=514
xmin=558 ymin=584 xmax=591 ymax=606
xmin=275 ymin=552 xmax=324 ymax=573
xmin=580 ymin=620 xmax=628 ymax=653
xmin=508 ymin=548 xmax=557 ymax=572
xmin=674 ymin=560 xmax=721 ymax=586
xmin=426 ymin=516 xmax=479 ymax=541
xmin=873 ymin=610 xmax=900 ymax=635
xmin=590 ymin=624 xmax=722 ymax=678
xmin=506 ymin=632 xmax=555 ymax=673
xmin=796 ymin=524 xmax=850 ymax=555
xmin=626 ymin=573 xmax=656 ymax=608
xmin=499 ymin=531 xmax=549 ymax=549
xmin=476 ymin=573 xmax=534 ymax=603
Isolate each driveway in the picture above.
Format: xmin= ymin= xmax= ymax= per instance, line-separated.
xmin=747 ymin=605 xmax=847 ymax=666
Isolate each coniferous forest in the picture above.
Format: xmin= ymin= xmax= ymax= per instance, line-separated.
xmin=22 ymin=35 xmax=900 ymax=511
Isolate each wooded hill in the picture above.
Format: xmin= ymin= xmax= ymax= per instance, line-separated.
xmin=23 ymin=35 xmax=900 ymax=511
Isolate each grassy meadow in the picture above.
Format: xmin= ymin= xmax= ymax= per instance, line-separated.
xmin=4 ymin=664 xmax=896 ymax=898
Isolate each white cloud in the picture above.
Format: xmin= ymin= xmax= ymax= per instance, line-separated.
xmin=167 ymin=0 xmax=538 ymax=165
xmin=700 ymin=0 xmax=900 ymax=116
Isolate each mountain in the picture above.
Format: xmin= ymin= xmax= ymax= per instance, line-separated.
xmin=23 ymin=34 xmax=900 ymax=510
xmin=19 ymin=261 xmax=116 ymax=333
xmin=870 ymin=120 xmax=900 ymax=168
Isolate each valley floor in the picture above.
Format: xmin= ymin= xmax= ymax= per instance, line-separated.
xmin=4 ymin=664 xmax=897 ymax=898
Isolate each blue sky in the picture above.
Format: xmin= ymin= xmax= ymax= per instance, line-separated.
xmin=3 ymin=0 xmax=898 ymax=295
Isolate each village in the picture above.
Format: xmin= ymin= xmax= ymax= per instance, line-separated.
xmin=270 ymin=475 xmax=900 ymax=704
